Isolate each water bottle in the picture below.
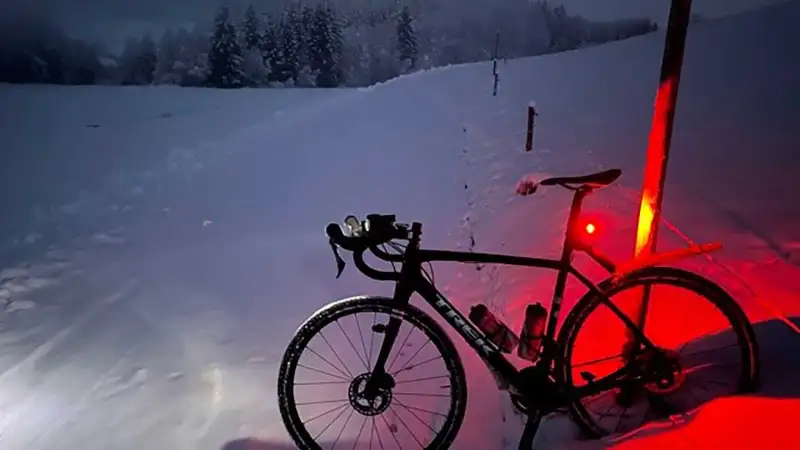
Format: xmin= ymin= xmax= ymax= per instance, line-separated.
xmin=468 ymin=304 xmax=519 ymax=353
xmin=518 ymin=302 xmax=548 ymax=361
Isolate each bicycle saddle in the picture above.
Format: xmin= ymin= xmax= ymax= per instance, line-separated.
xmin=540 ymin=169 xmax=622 ymax=188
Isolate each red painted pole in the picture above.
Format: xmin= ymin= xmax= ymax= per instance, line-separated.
xmin=628 ymin=0 xmax=693 ymax=344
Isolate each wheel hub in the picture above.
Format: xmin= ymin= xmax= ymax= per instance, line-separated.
xmin=349 ymin=372 xmax=394 ymax=416
xmin=643 ymin=349 xmax=685 ymax=394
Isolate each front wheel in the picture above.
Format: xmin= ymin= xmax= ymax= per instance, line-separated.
xmin=278 ymin=296 xmax=468 ymax=449
xmin=556 ymin=266 xmax=760 ymax=438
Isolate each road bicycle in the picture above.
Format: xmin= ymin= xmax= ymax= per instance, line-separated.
xmin=277 ymin=169 xmax=760 ymax=449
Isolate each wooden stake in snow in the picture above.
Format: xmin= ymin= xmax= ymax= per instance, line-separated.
xmin=492 ymin=31 xmax=500 ymax=96
xmin=525 ymin=102 xmax=538 ymax=152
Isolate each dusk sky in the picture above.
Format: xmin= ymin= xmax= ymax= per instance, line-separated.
xmin=1 ymin=0 xmax=787 ymax=47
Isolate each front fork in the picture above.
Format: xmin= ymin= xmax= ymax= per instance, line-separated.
xmin=360 ymin=316 xmax=402 ymax=401
xmin=362 ymin=271 xmax=415 ymax=398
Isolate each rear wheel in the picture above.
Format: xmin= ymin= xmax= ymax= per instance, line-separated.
xmin=556 ymin=267 xmax=759 ymax=438
xmin=278 ymin=296 xmax=468 ymax=449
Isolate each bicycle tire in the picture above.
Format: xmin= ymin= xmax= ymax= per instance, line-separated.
xmin=277 ymin=296 xmax=468 ymax=449
xmin=556 ymin=266 xmax=760 ymax=438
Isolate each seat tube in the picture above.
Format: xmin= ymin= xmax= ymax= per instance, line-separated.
xmin=546 ymin=188 xmax=589 ymax=340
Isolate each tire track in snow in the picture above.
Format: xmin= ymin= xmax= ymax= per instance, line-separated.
xmin=0 ymin=278 xmax=138 ymax=388
xmin=0 ymin=279 xmax=139 ymax=445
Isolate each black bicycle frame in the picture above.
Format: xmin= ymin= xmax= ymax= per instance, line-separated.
xmin=368 ymin=188 xmax=657 ymax=398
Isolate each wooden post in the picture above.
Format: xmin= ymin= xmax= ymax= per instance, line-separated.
xmin=492 ymin=31 xmax=500 ymax=96
xmin=525 ymin=103 xmax=537 ymax=152
xmin=628 ymin=0 xmax=693 ymax=343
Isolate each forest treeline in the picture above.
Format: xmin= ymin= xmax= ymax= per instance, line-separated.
xmin=0 ymin=1 xmax=658 ymax=88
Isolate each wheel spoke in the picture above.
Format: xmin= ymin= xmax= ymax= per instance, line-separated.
xmin=378 ymin=413 xmax=403 ymax=448
xmin=387 ymin=323 xmax=415 ymax=372
xmin=392 ymin=339 xmax=432 ymax=375
xmin=395 ymin=374 xmax=450 ymax=384
xmin=368 ymin=313 xmax=377 ymax=369
xmin=313 ymin=402 xmax=351 ymax=441
xmin=319 ymin=329 xmax=355 ymax=378
xmin=371 ymin=416 xmax=385 ymax=450
xmin=331 ymin=408 xmax=356 ymax=449
xmin=297 ymin=399 xmax=350 ymax=407
xmin=303 ymin=402 xmax=349 ymax=425
xmin=295 ymin=380 xmax=351 ymax=386
xmin=352 ymin=416 xmax=368 ymax=450
xmin=394 ymin=396 xmax=447 ymax=419
xmin=355 ymin=313 xmax=372 ymax=370
xmin=388 ymin=405 xmax=425 ymax=448
xmin=304 ymin=346 xmax=352 ymax=380
xmin=296 ymin=363 xmax=350 ymax=382
xmin=336 ymin=319 xmax=370 ymax=371
xmin=572 ymin=353 xmax=623 ymax=368
xmin=392 ymin=354 xmax=442 ymax=376
xmin=394 ymin=392 xmax=450 ymax=398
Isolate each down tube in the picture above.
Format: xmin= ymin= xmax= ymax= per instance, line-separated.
xmin=415 ymin=278 xmax=518 ymax=375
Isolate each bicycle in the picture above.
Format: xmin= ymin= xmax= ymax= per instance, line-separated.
xmin=277 ymin=168 xmax=760 ymax=449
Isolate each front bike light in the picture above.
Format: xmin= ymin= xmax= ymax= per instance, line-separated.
xmin=344 ymin=215 xmax=363 ymax=237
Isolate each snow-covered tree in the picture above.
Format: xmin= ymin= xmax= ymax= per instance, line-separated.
xmin=278 ymin=8 xmax=301 ymax=83
xmin=208 ymin=6 xmax=245 ymax=88
xmin=262 ymin=14 xmax=282 ymax=81
xmin=138 ymin=34 xmax=158 ymax=84
xmin=156 ymin=29 xmax=179 ymax=83
xmin=242 ymin=4 xmax=262 ymax=50
xmin=118 ymin=35 xmax=157 ymax=85
xmin=97 ymin=0 xmax=657 ymax=88
xmin=308 ymin=5 xmax=343 ymax=87
xmin=396 ymin=6 xmax=417 ymax=72
xmin=242 ymin=48 xmax=268 ymax=86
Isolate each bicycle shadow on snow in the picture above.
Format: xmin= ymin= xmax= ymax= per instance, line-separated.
xmin=601 ymin=316 xmax=800 ymax=449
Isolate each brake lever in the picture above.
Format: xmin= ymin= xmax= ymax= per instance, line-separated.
xmin=329 ymin=239 xmax=347 ymax=278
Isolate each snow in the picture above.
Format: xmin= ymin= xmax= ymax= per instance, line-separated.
xmin=1 ymin=1 xmax=799 ymax=449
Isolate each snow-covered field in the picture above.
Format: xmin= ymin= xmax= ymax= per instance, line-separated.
xmin=1 ymin=1 xmax=799 ymax=449
xmin=0 ymin=85 xmax=346 ymax=261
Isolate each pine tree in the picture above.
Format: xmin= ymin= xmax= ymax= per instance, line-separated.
xmin=156 ymin=29 xmax=179 ymax=83
xmin=138 ymin=34 xmax=158 ymax=84
xmin=396 ymin=6 xmax=417 ymax=71
xmin=242 ymin=4 xmax=262 ymax=50
xmin=208 ymin=6 xmax=245 ymax=88
xmin=119 ymin=35 xmax=157 ymax=85
xmin=299 ymin=5 xmax=315 ymax=69
xmin=280 ymin=8 xmax=301 ymax=83
xmin=261 ymin=14 xmax=282 ymax=82
xmin=308 ymin=5 xmax=343 ymax=87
